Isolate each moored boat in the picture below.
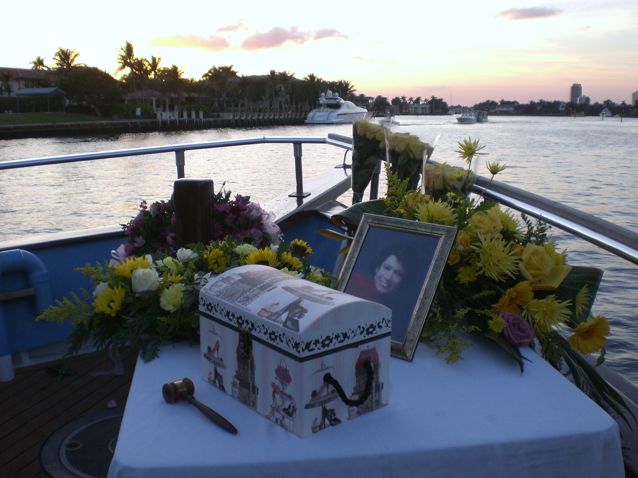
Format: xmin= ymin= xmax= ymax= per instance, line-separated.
xmin=305 ymin=90 xmax=370 ymax=124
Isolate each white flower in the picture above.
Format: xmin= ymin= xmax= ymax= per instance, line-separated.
xmin=93 ymin=282 xmax=109 ymax=297
xmin=176 ymin=248 xmax=198 ymax=262
xmin=194 ymin=271 xmax=214 ymax=286
xmin=132 ymin=268 xmax=160 ymax=293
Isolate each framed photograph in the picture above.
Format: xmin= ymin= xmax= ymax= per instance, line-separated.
xmin=337 ymin=214 xmax=456 ymax=361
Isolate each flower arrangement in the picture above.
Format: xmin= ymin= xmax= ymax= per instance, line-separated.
xmin=351 ymin=120 xmax=433 ymax=203
xmin=38 ymin=189 xmax=330 ymax=361
xmin=335 ymin=136 xmax=630 ymax=420
xmin=122 ymin=187 xmax=281 ymax=256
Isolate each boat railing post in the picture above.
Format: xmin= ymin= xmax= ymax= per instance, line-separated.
xmin=175 ymin=150 xmax=185 ymax=179
xmin=369 ymin=160 xmax=380 ymax=200
xmin=288 ymin=142 xmax=310 ymax=198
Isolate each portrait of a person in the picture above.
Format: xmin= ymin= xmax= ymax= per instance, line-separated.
xmin=345 ymin=244 xmax=420 ymax=342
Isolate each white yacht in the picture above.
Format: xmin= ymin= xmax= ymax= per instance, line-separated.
xmin=305 ymin=91 xmax=369 ymax=124
xmin=456 ymin=111 xmax=477 ymax=124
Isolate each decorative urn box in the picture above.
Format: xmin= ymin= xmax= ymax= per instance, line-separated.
xmin=199 ymin=264 xmax=392 ymax=437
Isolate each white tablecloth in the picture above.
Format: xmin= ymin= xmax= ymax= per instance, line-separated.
xmin=108 ymin=340 xmax=623 ymax=478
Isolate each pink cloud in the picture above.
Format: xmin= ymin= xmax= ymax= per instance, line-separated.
xmin=218 ymin=23 xmax=243 ymax=33
xmin=498 ymin=7 xmax=562 ymax=20
xmin=151 ymin=35 xmax=230 ymax=51
xmin=313 ymin=29 xmax=348 ymax=40
xmin=242 ymin=27 xmax=308 ymax=50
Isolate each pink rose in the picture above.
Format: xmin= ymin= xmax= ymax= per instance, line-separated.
xmin=501 ymin=312 xmax=535 ymax=346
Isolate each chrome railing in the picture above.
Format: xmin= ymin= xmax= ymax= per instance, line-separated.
xmin=0 ymin=135 xmax=352 ymax=200
xmin=2 ymin=133 xmax=637 ymax=265
xmin=331 ymin=134 xmax=638 ymax=267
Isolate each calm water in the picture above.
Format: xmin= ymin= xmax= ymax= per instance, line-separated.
xmin=1 ymin=116 xmax=638 ymax=383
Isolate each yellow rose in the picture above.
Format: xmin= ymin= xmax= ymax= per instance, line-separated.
xmin=519 ymin=244 xmax=571 ymax=290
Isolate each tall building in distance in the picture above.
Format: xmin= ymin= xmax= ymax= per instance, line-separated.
xmin=570 ymin=83 xmax=583 ymax=104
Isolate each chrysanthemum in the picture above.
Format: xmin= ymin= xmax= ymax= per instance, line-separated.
xmin=472 ymin=235 xmax=519 ymax=282
xmin=468 ymin=209 xmax=502 ymax=238
xmin=493 ymin=208 xmax=522 ymax=238
xmin=568 ymin=315 xmax=610 ymax=354
xmin=456 ymin=266 xmax=477 ymax=284
xmin=280 ymin=251 xmax=303 ymax=271
xmin=488 ymin=315 xmax=505 ymax=334
xmin=416 ymin=200 xmax=457 ymax=226
xmin=523 ymin=296 xmax=572 ymax=335
xmin=245 ymin=247 xmax=279 ymax=267
xmin=494 ymin=281 xmax=533 ymax=313
xmin=289 ymin=239 xmax=313 ymax=257
xmin=114 ymin=256 xmax=151 ymax=279
xmin=93 ymin=286 xmax=126 ymax=317
xmin=204 ymin=247 xmax=230 ymax=274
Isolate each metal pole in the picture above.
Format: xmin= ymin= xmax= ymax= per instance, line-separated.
xmin=175 ymin=150 xmax=185 ymax=179
xmin=288 ymin=142 xmax=310 ymax=198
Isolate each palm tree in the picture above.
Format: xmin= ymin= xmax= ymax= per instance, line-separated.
xmin=31 ymin=56 xmax=49 ymax=70
xmin=116 ymin=41 xmax=136 ymax=76
xmin=53 ymin=48 xmax=79 ymax=70
xmin=147 ymin=56 xmax=162 ymax=80
xmin=202 ymin=65 xmax=239 ymax=111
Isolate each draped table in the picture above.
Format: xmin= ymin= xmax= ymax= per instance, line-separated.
xmin=108 ymin=340 xmax=623 ymax=478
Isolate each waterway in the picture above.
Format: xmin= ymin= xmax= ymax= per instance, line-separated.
xmin=1 ymin=115 xmax=638 ymax=383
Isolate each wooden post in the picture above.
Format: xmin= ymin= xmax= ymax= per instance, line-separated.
xmin=173 ymin=179 xmax=214 ymax=247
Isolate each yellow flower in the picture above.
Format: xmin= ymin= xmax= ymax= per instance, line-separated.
xmin=447 ymin=250 xmax=461 ymax=266
xmin=456 ymin=230 xmax=471 ymax=249
xmin=416 ymin=200 xmax=457 ymax=226
xmin=494 ymin=281 xmax=533 ymax=313
xmin=524 ymin=296 xmax=572 ymax=335
xmin=234 ymin=243 xmax=258 ymax=257
xmin=468 ymin=209 xmax=502 ymax=238
xmin=157 ymin=256 xmax=183 ymax=274
xmin=455 ymin=137 xmax=487 ymax=165
xmin=160 ymin=283 xmax=185 ymax=312
xmin=472 ymin=235 xmax=519 ymax=282
xmin=456 ymin=266 xmax=477 ymax=284
xmin=423 ymin=163 xmax=468 ymax=195
xmin=281 ymin=251 xmax=303 ymax=270
xmin=204 ymin=247 xmax=230 ymax=274
xmin=488 ymin=316 xmax=505 ymax=334
xmin=486 ymin=161 xmax=506 ymax=176
xmin=163 ymin=273 xmax=183 ymax=285
xmin=245 ymin=247 xmax=279 ymax=267
xmin=568 ymin=316 xmax=610 ymax=354
xmin=114 ymin=256 xmax=151 ymax=279
xmin=519 ymin=244 xmax=571 ymax=290
xmin=93 ymin=286 xmax=126 ymax=317
xmin=493 ymin=208 xmax=522 ymax=238
xmin=290 ymin=239 xmax=313 ymax=257
xmin=355 ymin=120 xmax=385 ymax=141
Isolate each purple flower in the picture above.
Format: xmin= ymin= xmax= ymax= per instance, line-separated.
xmin=501 ymin=312 xmax=535 ymax=347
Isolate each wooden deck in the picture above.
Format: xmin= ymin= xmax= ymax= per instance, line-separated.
xmin=0 ymin=348 xmax=137 ymax=477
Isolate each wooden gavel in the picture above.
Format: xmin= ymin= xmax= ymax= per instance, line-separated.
xmin=162 ymin=377 xmax=238 ymax=435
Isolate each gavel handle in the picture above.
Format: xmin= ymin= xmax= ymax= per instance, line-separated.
xmin=186 ymin=395 xmax=238 ymax=435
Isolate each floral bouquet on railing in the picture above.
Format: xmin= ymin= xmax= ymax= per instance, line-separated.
xmin=38 ymin=190 xmax=330 ymax=361
xmin=333 ymin=137 xmax=631 ymax=421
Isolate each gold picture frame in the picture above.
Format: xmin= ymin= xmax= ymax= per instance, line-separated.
xmin=337 ymin=214 xmax=456 ymax=361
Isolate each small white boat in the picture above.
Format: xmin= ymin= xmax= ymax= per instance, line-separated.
xmin=379 ymin=114 xmax=400 ymax=126
xmin=456 ymin=111 xmax=477 ymax=124
xmin=305 ymin=91 xmax=369 ymax=124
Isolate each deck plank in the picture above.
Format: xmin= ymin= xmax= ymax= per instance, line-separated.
xmin=0 ymin=348 xmax=136 ymax=477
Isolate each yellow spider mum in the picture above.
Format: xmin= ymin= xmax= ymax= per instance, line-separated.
xmin=493 ymin=208 xmax=522 ymax=238
xmin=114 ymin=256 xmax=151 ymax=279
xmin=468 ymin=209 xmax=503 ymax=238
xmin=416 ymin=200 xmax=457 ymax=226
xmin=472 ymin=235 xmax=519 ymax=282
xmin=93 ymin=286 xmax=126 ymax=317
xmin=524 ymin=296 xmax=572 ymax=335
xmin=281 ymin=251 xmax=303 ymax=271
xmin=245 ymin=247 xmax=279 ymax=267
xmin=568 ymin=316 xmax=610 ymax=354
xmin=573 ymin=285 xmax=591 ymax=320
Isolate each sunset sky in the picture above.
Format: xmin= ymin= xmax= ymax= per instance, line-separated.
xmin=3 ymin=0 xmax=637 ymax=105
